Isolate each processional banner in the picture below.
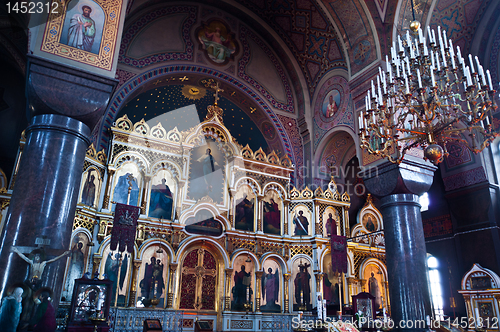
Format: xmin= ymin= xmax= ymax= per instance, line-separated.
xmin=331 ymin=234 xmax=347 ymax=273
xmin=111 ymin=203 xmax=140 ymax=253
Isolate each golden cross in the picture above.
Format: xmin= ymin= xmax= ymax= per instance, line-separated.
xmin=250 ymin=107 xmax=256 ymax=113
xmin=153 ymin=79 xmax=162 ymax=85
xmin=212 ymin=81 xmax=224 ymax=105
xmin=179 ymin=76 xmax=189 ymax=82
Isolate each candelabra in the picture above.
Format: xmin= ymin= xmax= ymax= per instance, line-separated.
xmin=358 ymin=21 xmax=499 ymax=165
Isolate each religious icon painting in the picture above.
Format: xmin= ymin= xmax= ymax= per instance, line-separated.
xmin=362 ymin=212 xmax=378 ymax=232
xmin=79 ymin=168 xmax=101 ymax=208
xmin=323 ymin=207 xmax=340 ymax=237
xmin=234 ymin=185 xmax=256 ymax=231
xmin=261 ymin=259 xmax=281 ymax=312
xmin=322 ymin=253 xmax=341 ymax=306
xmin=322 ymin=89 xmax=341 ymax=118
xmin=262 ymin=190 xmax=282 ymax=235
xmin=231 ymin=254 xmax=254 ymax=311
xmin=59 ymin=0 xmax=105 ymax=55
xmin=188 ymin=138 xmax=226 ymax=203
xmin=185 ymin=209 xmax=223 ymax=236
xmin=148 ymin=170 xmax=176 ymax=220
xmin=291 ymin=205 xmax=311 ymax=237
xmin=363 ymin=263 xmax=384 ymax=310
xmin=61 ymin=232 xmax=90 ymax=302
xmin=100 ymin=245 xmax=131 ymax=307
xmin=136 ymin=245 xmax=168 ymax=308
xmin=291 ymin=258 xmax=313 ymax=311
xmin=111 ymin=163 xmax=142 ymax=211
xmin=196 ymin=19 xmax=238 ymax=64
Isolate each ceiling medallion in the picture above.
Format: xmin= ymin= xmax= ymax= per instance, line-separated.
xmin=181 ymin=85 xmax=207 ymax=100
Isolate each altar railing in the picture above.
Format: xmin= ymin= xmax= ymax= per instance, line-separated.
xmin=108 ymin=308 xmax=183 ymax=332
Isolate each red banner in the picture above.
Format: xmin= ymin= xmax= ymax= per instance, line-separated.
xmin=110 ymin=203 xmax=140 ymax=253
xmin=331 ymin=235 xmax=347 ymax=273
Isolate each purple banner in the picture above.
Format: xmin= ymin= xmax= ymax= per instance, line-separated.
xmin=110 ymin=203 xmax=140 ymax=253
xmin=331 ymin=235 xmax=347 ymax=273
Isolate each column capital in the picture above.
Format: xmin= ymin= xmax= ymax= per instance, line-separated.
xmin=360 ymin=158 xmax=437 ymax=197
xmin=26 ymin=55 xmax=118 ymax=131
xmin=255 ymin=271 xmax=264 ymax=279
xmin=284 ymin=273 xmax=291 ymax=281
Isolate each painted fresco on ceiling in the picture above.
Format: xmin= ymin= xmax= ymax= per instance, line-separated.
xmin=233 ymin=0 xmax=347 ymax=92
xmin=197 ymin=19 xmax=238 ymax=64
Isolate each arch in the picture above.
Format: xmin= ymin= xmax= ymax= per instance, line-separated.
xmin=234 ymin=176 xmax=261 ymax=196
xmin=314 ymin=129 xmax=358 ymax=179
xmin=260 ymin=253 xmax=288 ymax=273
xmin=150 ymin=160 xmax=182 ymax=181
xmin=97 ymin=66 xmax=296 ymax=167
xmin=137 ymin=238 xmax=175 ymax=262
xmin=262 ymin=182 xmax=287 ymax=200
xmin=231 ymin=250 xmax=261 ymax=271
xmin=179 ymin=203 xmax=231 ymax=233
xmin=175 ymin=236 xmax=229 ymax=267
xmin=70 ymin=227 xmax=93 ymax=244
xmin=111 ymin=151 xmax=149 ymax=174
xmin=359 ymin=257 xmax=388 ymax=281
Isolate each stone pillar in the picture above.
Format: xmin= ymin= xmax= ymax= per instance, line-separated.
xmin=255 ymin=271 xmax=263 ymax=312
xmin=128 ymin=261 xmax=142 ymax=307
xmin=224 ymin=268 xmax=233 ymax=310
xmin=284 ymin=273 xmax=291 ymax=313
xmin=362 ymin=159 xmax=436 ymax=332
xmin=0 ymin=114 xmax=90 ymax=302
xmin=167 ymin=263 xmax=178 ymax=308
xmin=257 ymin=195 xmax=264 ymax=232
xmin=102 ymin=169 xmax=115 ymax=210
xmin=283 ymin=200 xmax=289 ymax=235
xmin=140 ymin=176 xmax=150 ymax=214
xmin=0 ymin=56 xmax=117 ymax=304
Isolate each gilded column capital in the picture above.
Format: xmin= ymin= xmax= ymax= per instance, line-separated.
xmin=169 ymin=263 xmax=179 ymax=272
xmin=255 ymin=271 xmax=264 ymax=279
xmin=284 ymin=273 xmax=291 ymax=281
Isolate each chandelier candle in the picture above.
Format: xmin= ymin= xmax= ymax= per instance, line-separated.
xmin=358 ymin=24 xmax=499 ymax=164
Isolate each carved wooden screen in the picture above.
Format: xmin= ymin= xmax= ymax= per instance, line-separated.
xmin=179 ymin=248 xmax=217 ymax=310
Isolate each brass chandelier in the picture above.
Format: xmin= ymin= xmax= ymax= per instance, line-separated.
xmin=358 ymin=22 xmax=499 ymax=165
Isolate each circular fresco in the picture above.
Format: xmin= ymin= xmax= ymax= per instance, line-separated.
xmin=322 ymin=89 xmax=341 ymax=118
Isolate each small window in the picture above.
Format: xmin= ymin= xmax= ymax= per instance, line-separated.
xmin=427 ymin=256 xmax=444 ymax=320
xmin=420 ymin=192 xmax=429 ymax=212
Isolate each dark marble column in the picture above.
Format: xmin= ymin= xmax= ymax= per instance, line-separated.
xmin=362 ymin=159 xmax=436 ymax=332
xmin=0 ymin=56 xmax=117 ymax=309
xmin=0 ymin=114 xmax=90 ymax=303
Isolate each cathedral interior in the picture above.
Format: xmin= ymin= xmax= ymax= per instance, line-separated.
xmin=1 ymin=0 xmax=500 ymax=331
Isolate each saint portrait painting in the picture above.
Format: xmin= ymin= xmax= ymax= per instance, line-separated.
xmin=188 ymin=138 xmax=226 ymax=202
xmin=231 ymin=255 xmax=254 ymax=311
xmin=261 ymin=259 xmax=281 ymax=312
xmin=100 ymin=246 xmax=130 ymax=306
xmin=291 ymin=205 xmax=311 ymax=236
xmin=59 ymin=0 xmax=105 ymax=55
xmin=197 ymin=20 xmax=237 ymax=64
xmin=362 ymin=213 xmax=378 ymax=232
xmin=234 ymin=185 xmax=256 ymax=231
xmin=137 ymin=246 xmax=168 ymax=308
xmin=322 ymin=89 xmax=341 ymax=118
xmin=148 ymin=170 xmax=175 ymax=220
xmin=61 ymin=233 xmax=90 ymax=301
xmin=262 ymin=190 xmax=282 ymax=235
xmin=292 ymin=258 xmax=312 ymax=311
xmin=111 ymin=163 xmax=142 ymax=211
xmin=323 ymin=207 xmax=340 ymax=237
xmin=80 ymin=168 xmax=100 ymax=208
